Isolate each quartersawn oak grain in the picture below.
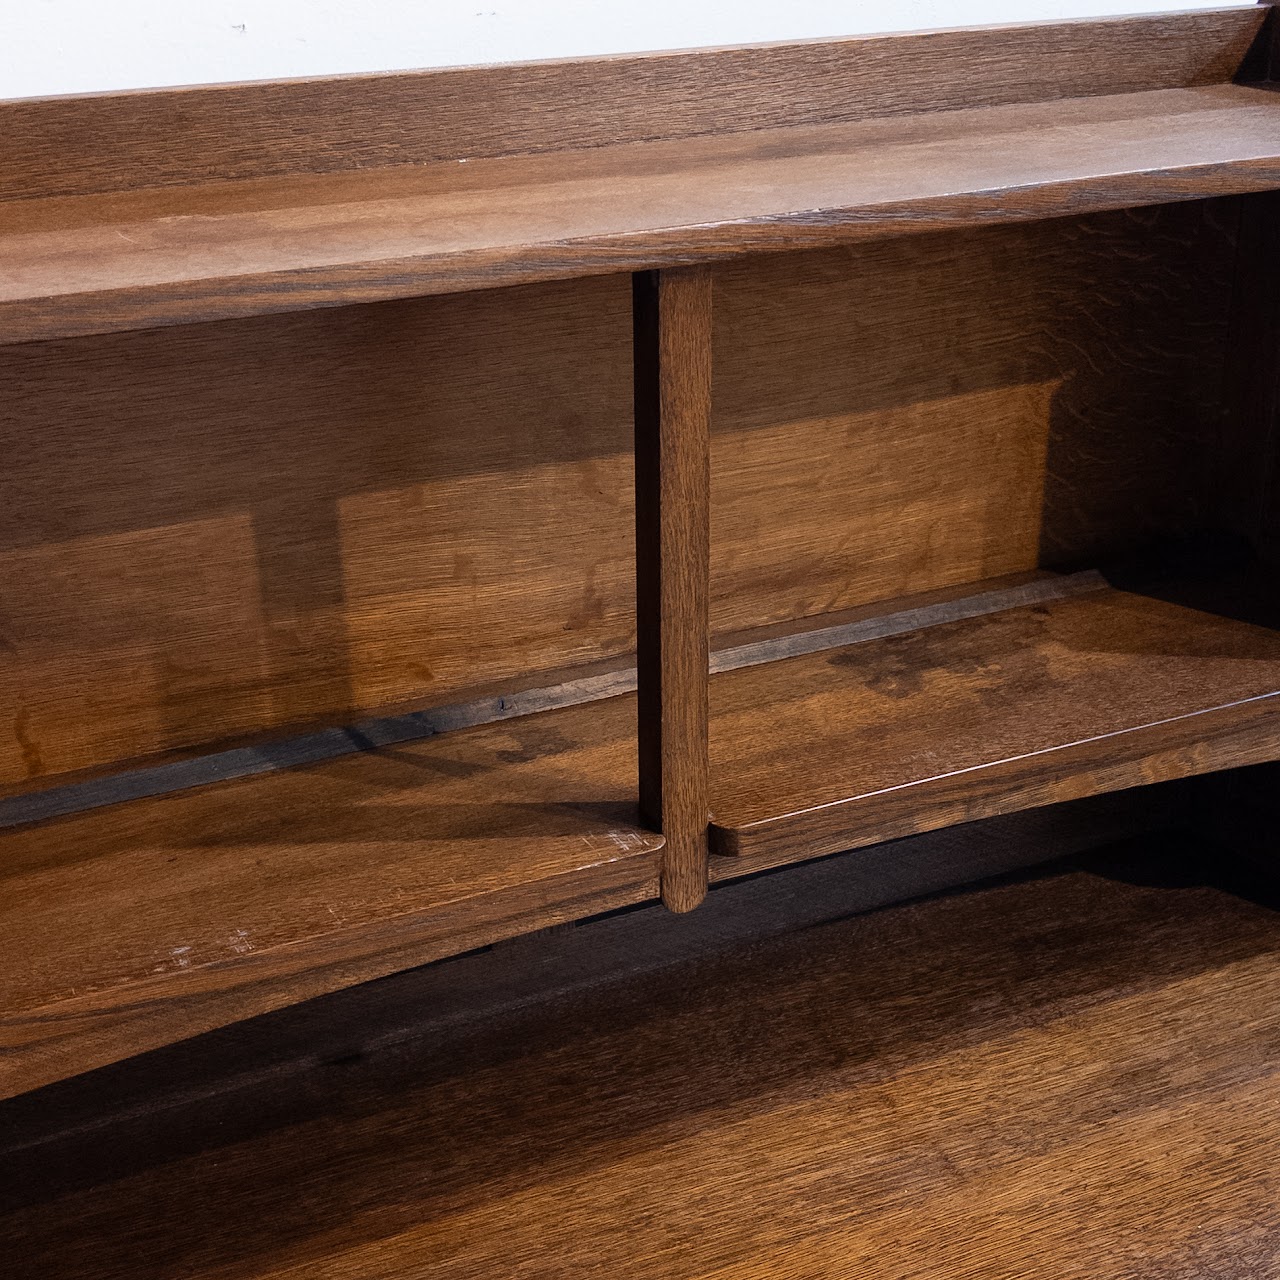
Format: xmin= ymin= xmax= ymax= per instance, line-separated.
xmin=0 ymin=572 xmax=1099 ymax=832
xmin=0 ymin=697 xmax=660 ymax=1100
xmin=709 ymin=585 xmax=1280 ymax=871
xmin=2 ymin=7 xmax=1279 ymax=1114
xmin=3 ymin=84 xmax=1280 ymax=341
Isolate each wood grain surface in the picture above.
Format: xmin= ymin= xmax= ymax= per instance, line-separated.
xmin=710 ymin=585 xmax=1280 ymax=869
xmin=634 ymin=269 xmax=711 ymax=911
xmin=0 ymin=9 xmax=1261 ymax=201
xmin=4 ymin=834 xmax=1280 ymax=1277
xmin=3 ymin=13 xmax=1278 ymax=1225
xmin=0 ymin=574 xmax=1093 ymax=832
xmin=0 ymin=696 xmax=660 ymax=1100
xmin=7 ymin=574 xmax=1279 ymax=1095
xmin=0 ymin=786 xmax=1179 ymax=1161
xmin=1242 ymin=0 xmax=1280 ymax=82
xmin=0 ymin=203 xmax=1241 ymax=788
xmin=3 ymin=84 xmax=1279 ymax=341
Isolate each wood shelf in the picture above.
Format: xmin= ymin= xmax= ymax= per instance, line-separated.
xmin=0 ymin=696 xmax=659 ymax=1100
xmin=4 ymin=82 xmax=1280 ymax=343
xmin=8 ymin=573 xmax=1280 ymax=1096
xmin=709 ymin=580 xmax=1280 ymax=874
xmin=5 ymin=5 xmax=1280 ymax=1104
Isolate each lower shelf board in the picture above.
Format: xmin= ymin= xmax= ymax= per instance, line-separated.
xmin=5 ymin=573 xmax=1280 ymax=1097
xmin=709 ymin=581 xmax=1280 ymax=872
xmin=0 ymin=696 xmax=660 ymax=1100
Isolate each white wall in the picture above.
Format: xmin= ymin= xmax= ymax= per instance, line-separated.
xmin=0 ymin=1 xmax=1251 ymax=101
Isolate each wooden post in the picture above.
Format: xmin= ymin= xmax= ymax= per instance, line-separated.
xmin=633 ymin=266 xmax=712 ymax=912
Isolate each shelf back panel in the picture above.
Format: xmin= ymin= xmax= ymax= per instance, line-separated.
xmin=0 ymin=200 xmax=1246 ymax=789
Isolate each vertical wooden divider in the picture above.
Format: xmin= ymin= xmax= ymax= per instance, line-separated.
xmin=633 ymin=266 xmax=713 ymax=912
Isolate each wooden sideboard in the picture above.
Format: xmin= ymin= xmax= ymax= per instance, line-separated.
xmin=3 ymin=4 xmax=1280 ymax=1099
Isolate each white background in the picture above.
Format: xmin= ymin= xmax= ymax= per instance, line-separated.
xmin=0 ymin=1 xmax=1251 ymax=101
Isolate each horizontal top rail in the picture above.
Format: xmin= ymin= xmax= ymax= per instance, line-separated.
xmin=3 ymin=82 xmax=1280 ymax=342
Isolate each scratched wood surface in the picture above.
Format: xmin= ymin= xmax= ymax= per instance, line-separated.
xmin=0 ymin=696 xmax=659 ymax=1100
xmin=0 ymin=201 xmax=1242 ymax=788
xmin=3 ymin=84 xmax=1279 ymax=342
xmin=4 ymin=834 xmax=1279 ymax=1278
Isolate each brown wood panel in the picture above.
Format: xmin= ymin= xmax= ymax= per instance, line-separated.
xmin=709 ymin=586 xmax=1280 ymax=870
xmin=4 ymin=838 xmax=1280 ymax=1276
xmin=1242 ymin=0 xmax=1280 ymax=82
xmin=7 ymin=570 xmax=1278 ymax=1095
xmin=0 ymin=10 xmax=1261 ymax=202
xmin=0 ymin=203 xmax=1241 ymax=788
xmin=0 ymin=787 xmax=1176 ymax=1163
xmin=0 ymin=696 xmax=660 ymax=1100
xmin=711 ymin=200 xmax=1243 ymax=625
xmin=1036 ymin=196 xmax=1250 ymax=568
xmin=0 ymin=572 xmax=1086 ymax=833
xmin=0 ymin=277 xmax=638 ymax=786
xmin=634 ymin=269 xmax=712 ymax=911
xmin=3 ymin=84 xmax=1280 ymax=341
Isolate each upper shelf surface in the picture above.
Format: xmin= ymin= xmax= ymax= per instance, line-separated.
xmin=3 ymin=82 xmax=1280 ymax=342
